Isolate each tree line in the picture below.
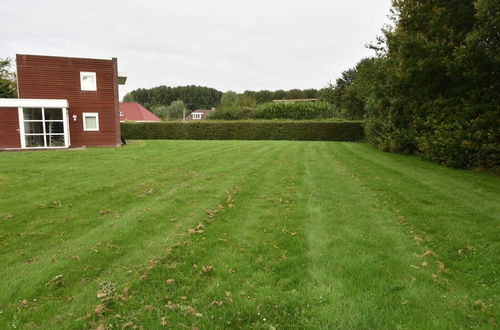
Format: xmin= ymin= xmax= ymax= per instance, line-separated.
xmin=122 ymin=86 xmax=335 ymax=120
xmin=122 ymin=85 xmax=223 ymax=113
xmin=122 ymin=86 xmax=329 ymax=109
xmin=123 ymin=85 xmax=325 ymax=110
xmin=323 ymin=0 xmax=499 ymax=169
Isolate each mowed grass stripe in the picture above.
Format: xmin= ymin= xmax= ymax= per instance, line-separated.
xmin=331 ymin=143 xmax=499 ymax=269
xmin=326 ymin=143 xmax=499 ymax=326
xmin=301 ymin=142 xmax=433 ymax=328
xmin=338 ymin=143 xmax=500 ymax=215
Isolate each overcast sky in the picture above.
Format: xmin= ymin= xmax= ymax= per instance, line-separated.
xmin=0 ymin=0 xmax=392 ymax=98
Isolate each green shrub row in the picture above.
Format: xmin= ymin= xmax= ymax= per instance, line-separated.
xmin=206 ymin=101 xmax=336 ymax=120
xmin=121 ymin=121 xmax=364 ymax=141
xmin=206 ymin=107 xmax=253 ymax=120
xmin=252 ymin=101 xmax=335 ymax=120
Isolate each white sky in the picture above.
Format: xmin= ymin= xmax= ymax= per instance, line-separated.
xmin=0 ymin=0 xmax=392 ymax=98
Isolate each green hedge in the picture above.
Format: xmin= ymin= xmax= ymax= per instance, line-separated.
xmin=121 ymin=121 xmax=364 ymax=141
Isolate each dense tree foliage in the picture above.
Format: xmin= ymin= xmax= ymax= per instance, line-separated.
xmin=320 ymin=58 xmax=381 ymax=120
xmin=208 ymin=91 xmax=253 ymax=120
xmin=151 ymin=100 xmax=188 ymax=120
xmin=328 ymin=0 xmax=499 ymax=169
xmin=124 ymin=86 xmax=322 ymax=111
xmin=207 ymin=107 xmax=253 ymax=120
xmin=241 ymin=89 xmax=320 ymax=103
xmin=0 ymin=58 xmax=17 ymax=98
xmin=380 ymin=0 xmax=498 ymax=169
xmin=209 ymin=101 xmax=335 ymax=120
xmin=123 ymin=85 xmax=223 ymax=111
xmin=218 ymin=90 xmax=239 ymax=109
xmin=149 ymin=105 xmax=168 ymax=119
xmin=252 ymin=102 xmax=335 ymax=120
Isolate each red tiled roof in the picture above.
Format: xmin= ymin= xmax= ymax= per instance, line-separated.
xmin=119 ymin=102 xmax=161 ymax=122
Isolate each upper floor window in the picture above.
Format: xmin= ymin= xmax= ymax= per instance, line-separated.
xmin=192 ymin=113 xmax=202 ymax=120
xmin=80 ymin=72 xmax=97 ymax=91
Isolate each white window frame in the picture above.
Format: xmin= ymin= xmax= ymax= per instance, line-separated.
xmin=83 ymin=112 xmax=100 ymax=131
xmin=80 ymin=72 xmax=97 ymax=91
xmin=192 ymin=112 xmax=202 ymax=120
xmin=17 ymin=107 xmax=69 ymax=149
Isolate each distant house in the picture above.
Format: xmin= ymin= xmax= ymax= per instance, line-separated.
xmin=119 ymin=102 xmax=160 ymax=122
xmin=0 ymin=54 xmax=126 ymax=149
xmin=184 ymin=109 xmax=215 ymax=121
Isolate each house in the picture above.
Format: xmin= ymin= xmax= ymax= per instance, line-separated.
xmin=184 ymin=109 xmax=215 ymax=121
xmin=0 ymin=54 xmax=126 ymax=150
xmin=119 ymin=102 xmax=160 ymax=122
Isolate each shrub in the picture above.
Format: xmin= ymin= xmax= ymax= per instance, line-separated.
xmin=361 ymin=0 xmax=500 ymax=170
xmin=252 ymin=102 xmax=335 ymax=120
xmin=121 ymin=121 xmax=364 ymax=142
xmin=206 ymin=107 xmax=252 ymax=120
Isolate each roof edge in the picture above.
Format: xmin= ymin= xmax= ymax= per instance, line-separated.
xmin=0 ymin=98 xmax=69 ymax=108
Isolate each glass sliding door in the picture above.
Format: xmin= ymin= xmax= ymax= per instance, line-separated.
xmin=23 ymin=108 xmax=45 ymax=147
xmin=20 ymin=107 xmax=68 ymax=148
xmin=44 ymin=108 xmax=65 ymax=147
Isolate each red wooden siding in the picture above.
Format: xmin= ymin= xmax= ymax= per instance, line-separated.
xmin=0 ymin=108 xmax=21 ymax=148
xmin=16 ymin=54 xmax=121 ymax=147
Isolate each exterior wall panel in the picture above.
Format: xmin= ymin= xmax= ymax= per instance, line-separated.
xmin=16 ymin=54 xmax=121 ymax=147
xmin=0 ymin=108 xmax=21 ymax=148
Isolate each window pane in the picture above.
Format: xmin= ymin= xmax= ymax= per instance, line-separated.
xmin=81 ymin=72 xmax=97 ymax=90
xmin=23 ymin=108 xmax=42 ymax=120
xmin=25 ymin=135 xmax=45 ymax=147
xmin=85 ymin=116 xmax=97 ymax=129
xmin=46 ymin=135 xmax=65 ymax=147
xmin=45 ymin=122 xmax=64 ymax=134
xmin=24 ymin=121 xmax=44 ymax=134
xmin=44 ymin=108 xmax=63 ymax=120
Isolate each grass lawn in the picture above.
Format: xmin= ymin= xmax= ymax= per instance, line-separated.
xmin=0 ymin=140 xmax=498 ymax=329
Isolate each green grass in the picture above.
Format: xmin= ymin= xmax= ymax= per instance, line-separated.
xmin=0 ymin=140 xmax=498 ymax=329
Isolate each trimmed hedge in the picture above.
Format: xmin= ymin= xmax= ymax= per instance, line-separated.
xmin=121 ymin=121 xmax=364 ymax=141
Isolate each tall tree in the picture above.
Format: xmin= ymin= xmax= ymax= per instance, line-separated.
xmin=0 ymin=58 xmax=17 ymax=98
xmin=236 ymin=93 xmax=257 ymax=108
xmin=166 ymin=100 xmax=188 ymax=120
xmin=218 ymin=91 xmax=239 ymax=109
xmin=122 ymin=85 xmax=223 ymax=110
xmin=364 ymin=0 xmax=499 ymax=168
xmin=254 ymin=90 xmax=274 ymax=104
xmin=272 ymin=90 xmax=286 ymax=100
